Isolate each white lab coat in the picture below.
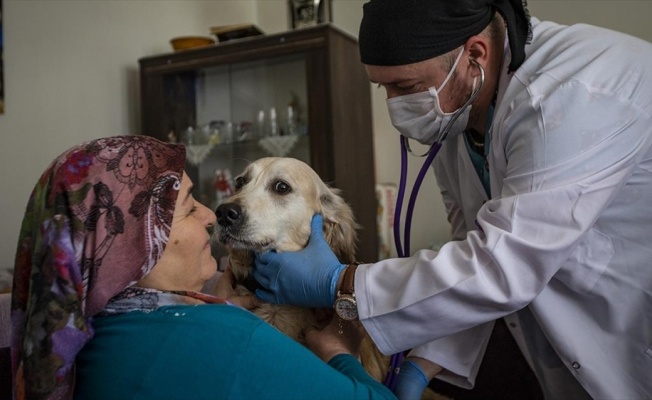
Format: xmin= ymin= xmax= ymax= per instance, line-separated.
xmin=357 ymin=19 xmax=652 ymax=399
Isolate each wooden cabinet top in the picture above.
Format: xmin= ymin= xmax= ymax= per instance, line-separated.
xmin=139 ymin=24 xmax=358 ymax=74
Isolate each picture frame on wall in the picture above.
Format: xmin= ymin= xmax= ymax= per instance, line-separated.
xmin=288 ymin=0 xmax=332 ymax=30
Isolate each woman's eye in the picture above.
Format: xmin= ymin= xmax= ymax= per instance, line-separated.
xmin=189 ymin=205 xmax=198 ymax=214
xmin=273 ymin=181 xmax=291 ymax=195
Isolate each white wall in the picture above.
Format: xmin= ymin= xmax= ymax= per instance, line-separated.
xmin=1 ymin=0 xmax=651 ymax=267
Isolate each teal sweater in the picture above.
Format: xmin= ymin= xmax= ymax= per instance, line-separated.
xmin=74 ymin=304 xmax=396 ymax=400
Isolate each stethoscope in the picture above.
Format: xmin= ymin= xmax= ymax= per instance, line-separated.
xmin=384 ymin=59 xmax=486 ymax=390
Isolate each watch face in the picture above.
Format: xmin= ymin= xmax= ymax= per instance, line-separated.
xmin=335 ymin=297 xmax=358 ymax=321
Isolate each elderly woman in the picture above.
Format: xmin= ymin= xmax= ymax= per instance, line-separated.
xmin=11 ymin=135 xmax=395 ymax=400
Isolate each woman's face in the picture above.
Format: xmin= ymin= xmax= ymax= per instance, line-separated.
xmin=138 ymin=172 xmax=217 ymax=292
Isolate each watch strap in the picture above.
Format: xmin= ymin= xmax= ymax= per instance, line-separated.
xmin=339 ymin=263 xmax=358 ymax=296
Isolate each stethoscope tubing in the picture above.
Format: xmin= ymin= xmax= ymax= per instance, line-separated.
xmin=394 ymin=140 xmax=443 ymax=258
xmin=384 ymin=60 xmax=486 ymax=391
xmin=384 ymin=139 xmax=442 ymax=390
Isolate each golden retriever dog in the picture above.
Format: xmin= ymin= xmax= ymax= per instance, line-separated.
xmin=214 ymin=157 xmax=388 ymax=381
xmin=214 ymin=157 xmax=446 ymax=399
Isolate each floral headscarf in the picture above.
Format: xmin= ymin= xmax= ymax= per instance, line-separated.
xmin=11 ymin=135 xmax=192 ymax=399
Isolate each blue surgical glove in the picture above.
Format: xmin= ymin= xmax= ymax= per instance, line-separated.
xmin=253 ymin=214 xmax=346 ymax=308
xmin=394 ymin=360 xmax=429 ymax=400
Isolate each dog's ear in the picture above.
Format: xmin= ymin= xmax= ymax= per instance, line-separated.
xmin=319 ymin=185 xmax=360 ymax=264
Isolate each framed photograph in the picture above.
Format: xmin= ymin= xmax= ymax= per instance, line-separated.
xmin=289 ymin=0 xmax=331 ymax=30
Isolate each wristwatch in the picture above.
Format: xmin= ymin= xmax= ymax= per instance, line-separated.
xmin=334 ymin=264 xmax=359 ymax=321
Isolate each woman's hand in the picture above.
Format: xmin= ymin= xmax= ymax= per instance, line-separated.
xmin=305 ymin=311 xmax=366 ymax=362
xmin=214 ymin=265 xmax=260 ymax=310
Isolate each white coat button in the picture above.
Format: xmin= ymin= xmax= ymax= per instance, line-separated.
xmin=572 ymin=362 xmax=581 ymax=369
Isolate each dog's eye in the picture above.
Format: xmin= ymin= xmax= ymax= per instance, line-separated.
xmin=234 ymin=176 xmax=246 ymax=190
xmin=273 ymin=180 xmax=292 ymax=195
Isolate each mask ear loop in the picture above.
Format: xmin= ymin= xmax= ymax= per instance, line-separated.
xmin=436 ymin=47 xmax=465 ymax=94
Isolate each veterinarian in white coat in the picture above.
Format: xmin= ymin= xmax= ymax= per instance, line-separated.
xmin=253 ymin=1 xmax=652 ymax=399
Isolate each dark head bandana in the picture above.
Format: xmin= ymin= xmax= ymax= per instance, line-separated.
xmin=359 ymin=0 xmax=532 ymax=72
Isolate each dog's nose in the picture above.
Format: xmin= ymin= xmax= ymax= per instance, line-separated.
xmin=215 ymin=203 xmax=242 ymax=227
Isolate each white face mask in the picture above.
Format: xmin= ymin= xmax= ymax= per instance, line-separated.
xmin=386 ymin=49 xmax=474 ymax=145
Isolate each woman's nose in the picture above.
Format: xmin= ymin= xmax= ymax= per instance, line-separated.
xmin=201 ymin=203 xmax=217 ymax=226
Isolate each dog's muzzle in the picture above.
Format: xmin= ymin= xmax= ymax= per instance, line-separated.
xmin=215 ymin=202 xmax=243 ymax=227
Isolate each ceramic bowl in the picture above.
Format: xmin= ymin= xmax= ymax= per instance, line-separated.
xmin=170 ymin=36 xmax=215 ymax=51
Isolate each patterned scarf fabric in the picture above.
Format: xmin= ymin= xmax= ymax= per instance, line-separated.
xmin=101 ymin=287 xmax=226 ymax=315
xmin=10 ymin=135 xmax=225 ymax=400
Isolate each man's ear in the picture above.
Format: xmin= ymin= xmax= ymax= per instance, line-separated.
xmin=464 ymin=35 xmax=490 ymax=77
